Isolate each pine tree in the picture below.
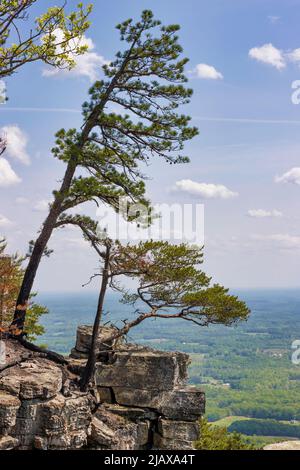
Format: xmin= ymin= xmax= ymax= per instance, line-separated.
xmin=75 ymin=236 xmax=250 ymax=390
xmin=11 ymin=10 xmax=198 ymax=333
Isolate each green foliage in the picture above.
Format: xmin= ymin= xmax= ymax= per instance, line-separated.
xmin=0 ymin=239 xmax=47 ymax=340
xmin=111 ymin=241 xmax=250 ymax=327
xmin=0 ymin=1 xmax=92 ymax=78
xmin=229 ymin=418 xmax=300 ymax=438
xmin=25 ymin=294 xmax=48 ymax=342
xmin=195 ymin=418 xmax=254 ymax=450
xmin=52 ymin=10 xmax=198 ymax=223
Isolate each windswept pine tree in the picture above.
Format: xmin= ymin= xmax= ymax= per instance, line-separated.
xmin=11 ymin=10 xmax=198 ymax=333
xmin=71 ymin=234 xmax=250 ymax=390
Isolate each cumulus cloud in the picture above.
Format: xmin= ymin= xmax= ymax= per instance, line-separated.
xmin=288 ymin=48 xmax=300 ymax=63
xmin=192 ymin=63 xmax=223 ymax=80
xmin=42 ymin=30 xmax=108 ymax=82
xmin=0 ymin=159 xmax=21 ymax=187
xmin=33 ymin=199 xmax=50 ymax=212
xmin=275 ymin=167 xmax=300 ymax=185
xmin=252 ymin=233 xmax=300 ymax=250
xmin=1 ymin=125 xmax=30 ymax=164
xmin=0 ymin=214 xmax=13 ymax=227
xmin=247 ymin=209 xmax=282 ymax=218
xmin=249 ymin=43 xmax=285 ymax=69
xmin=174 ymin=179 xmax=238 ymax=199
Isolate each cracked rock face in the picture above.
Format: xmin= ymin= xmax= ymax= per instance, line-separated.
xmin=0 ymin=341 xmax=93 ymax=450
xmin=0 ymin=328 xmax=205 ymax=451
xmin=0 ymin=359 xmax=63 ymax=400
xmin=0 ymin=392 xmax=20 ymax=433
xmin=95 ymin=349 xmax=190 ymax=391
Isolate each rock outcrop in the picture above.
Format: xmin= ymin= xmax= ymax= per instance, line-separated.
xmin=0 ymin=326 xmax=205 ymax=450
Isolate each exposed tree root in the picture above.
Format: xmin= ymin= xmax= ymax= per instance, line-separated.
xmin=15 ymin=336 xmax=68 ymax=365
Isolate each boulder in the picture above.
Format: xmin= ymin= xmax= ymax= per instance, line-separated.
xmin=157 ymin=418 xmax=199 ymax=441
xmin=113 ymin=385 xmax=205 ymax=421
xmin=75 ymin=325 xmax=123 ymax=354
xmin=95 ymin=349 xmax=189 ymax=391
xmin=0 ymin=359 xmax=62 ymax=400
xmin=90 ymin=407 xmax=151 ymax=450
xmin=157 ymin=387 xmax=205 ymax=421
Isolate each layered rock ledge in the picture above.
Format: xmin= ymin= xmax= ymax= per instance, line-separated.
xmin=0 ymin=326 xmax=205 ymax=450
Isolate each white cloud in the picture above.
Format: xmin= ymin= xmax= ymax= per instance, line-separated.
xmin=0 ymin=158 xmax=21 ymax=187
xmin=288 ymin=48 xmax=300 ymax=63
xmin=247 ymin=209 xmax=282 ymax=218
xmin=0 ymin=214 xmax=12 ymax=227
xmin=252 ymin=233 xmax=300 ymax=250
xmin=275 ymin=167 xmax=300 ymax=185
xmin=249 ymin=43 xmax=285 ymax=69
xmin=192 ymin=63 xmax=223 ymax=80
xmin=42 ymin=30 xmax=108 ymax=82
xmin=16 ymin=196 xmax=29 ymax=204
xmin=174 ymin=179 xmax=238 ymax=199
xmin=1 ymin=125 xmax=30 ymax=164
xmin=33 ymin=199 xmax=50 ymax=212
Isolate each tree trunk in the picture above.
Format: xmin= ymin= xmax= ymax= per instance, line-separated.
xmin=10 ymin=158 xmax=77 ymax=332
xmin=80 ymin=245 xmax=110 ymax=392
xmin=10 ymin=112 xmax=101 ymax=332
xmin=10 ymin=45 xmax=135 ymax=333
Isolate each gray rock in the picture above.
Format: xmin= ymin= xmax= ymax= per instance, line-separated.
xmin=103 ymin=403 xmax=157 ymax=422
xmin=153 ymin=432 xmax=194 ymax=450
xmin=0 ymin=435 xmax=19 ymax=450
xmin=97 ymin=386 xmax=114 ymax=404
xmin=158 ymin=418 xmax=199 ymax=441
xmin=157 ymin=387 xmax=205 ymax=421
xmin=91 ymin=408 xmax=151 ymax=450
xmin=95 ymin=349 xmax=189 ymax=391
xmin=0 ymin=359 xmax=63 ymax=400
xmin=12 ymin=393 xmax=92 ymax=450
xmin=69 ymin=348 xmax=89 ymax=360
xmin=75 ymin=325 xmax=123 ymax=353
xmin=34 ymin=430 xmax=88 ymax=450
xmin=0 ymin=392 xmax=20 ymax=433
xmin=113 ymin=385 xmax=205 ymax=421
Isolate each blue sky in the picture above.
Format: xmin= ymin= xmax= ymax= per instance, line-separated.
xmin=1 ymin=0 xmax=300 ymax=291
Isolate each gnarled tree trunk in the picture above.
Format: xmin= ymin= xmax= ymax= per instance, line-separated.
xmin=80 ymin=245 xmax=110 ymax=392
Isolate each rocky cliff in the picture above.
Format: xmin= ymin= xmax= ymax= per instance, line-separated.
xmin=0 ymin=326 xmax=205 ymax=450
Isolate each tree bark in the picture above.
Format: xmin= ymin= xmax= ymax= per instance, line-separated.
xmin=10 ymin=158 xmax=77 ymax=331
xmin=80 ymin=245 xmax=110 ymax=392
xmin=10 ymin=33 xmax=141 ymax=333
xmin=10 ymin=100 xmax=111 ymax=332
